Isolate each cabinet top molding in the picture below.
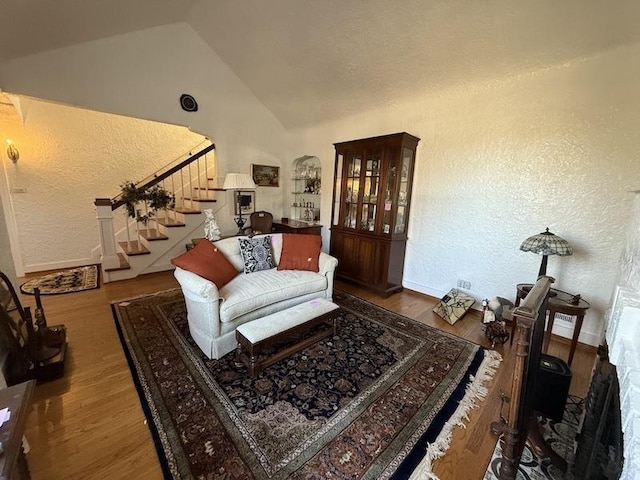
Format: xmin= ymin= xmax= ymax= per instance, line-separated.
xmin=333 ymin=132 xmax=420 ymax=148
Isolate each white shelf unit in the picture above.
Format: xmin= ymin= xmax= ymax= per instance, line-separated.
xmin=291 ymin=156 xmax=321 ymax=222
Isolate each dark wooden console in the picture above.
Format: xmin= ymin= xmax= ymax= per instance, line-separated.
xmin=273 ymin=219 xmax=322 ymax=235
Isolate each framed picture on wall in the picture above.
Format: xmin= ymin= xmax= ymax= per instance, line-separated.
xmin=251 ymin=164 xmax=280 ymax=187
xmin=234 ymin=191 xmax=255 ymax=215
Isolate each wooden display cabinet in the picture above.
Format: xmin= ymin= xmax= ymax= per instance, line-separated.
xmin=330 ymin=132 xmax=419 ymax=297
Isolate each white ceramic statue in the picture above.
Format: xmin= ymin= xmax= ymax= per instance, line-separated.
xmin=203 ymin=209 xmax=221 ymax=241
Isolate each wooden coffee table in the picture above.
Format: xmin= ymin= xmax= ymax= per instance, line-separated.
xmin=235 ymin=298 xmax=339 ymax=377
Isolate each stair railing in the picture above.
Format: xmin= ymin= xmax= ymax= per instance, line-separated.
xmin=95 ymin=141 xmax=217 ymax=273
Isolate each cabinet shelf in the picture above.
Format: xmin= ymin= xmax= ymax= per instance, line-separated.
xmin=291 ymin=156 xmax=322 ymax=222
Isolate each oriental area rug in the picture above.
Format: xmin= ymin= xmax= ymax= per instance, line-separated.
xmin=20 ymin=264 xmax=99 ymax=295
xmin=112 ymin=289 xmax=502 ymax=479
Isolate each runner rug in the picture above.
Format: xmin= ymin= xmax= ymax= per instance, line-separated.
xmin=20 ymin=264 xmax=99 ymax=295
xmin=112 ymin=289 xmax=502 ymax=479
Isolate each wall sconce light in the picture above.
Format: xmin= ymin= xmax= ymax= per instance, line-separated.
xmin=6 ymin=139 xmax=19 ymax=163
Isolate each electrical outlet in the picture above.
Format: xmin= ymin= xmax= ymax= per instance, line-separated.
xmin=457 ymin=279 xmax=471 ymax=290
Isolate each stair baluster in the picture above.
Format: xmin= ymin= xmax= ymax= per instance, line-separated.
xmin=94 ymin=142 xmax=220 ymax=282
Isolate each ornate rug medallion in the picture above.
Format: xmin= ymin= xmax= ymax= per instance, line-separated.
xmin=20 ymin=264 xmax=99 ymax=295
xmin=112 ymin=289 xmax=501 ymax=479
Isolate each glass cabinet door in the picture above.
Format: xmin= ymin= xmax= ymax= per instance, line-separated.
xmin=395 ymin=147 xmax=413 ymax=234
xmin=332 ymin=153 xmax=343 ymax=226
xmin=360 ymin=150 xmax=382 ymax=232
xmin=382 ymin=162 xmax=397 ymax=235
xmin=343 ymin=152 xmax=361 ymax=229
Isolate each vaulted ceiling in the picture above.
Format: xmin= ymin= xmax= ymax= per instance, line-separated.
xmin=2 ymin=0 xmax=640 ymax=127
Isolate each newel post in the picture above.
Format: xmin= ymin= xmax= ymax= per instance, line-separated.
xmin=94 ymin=198 xmax=121 ymax=271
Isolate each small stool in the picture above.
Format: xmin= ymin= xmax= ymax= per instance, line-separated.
xmin=236 ymin=298 xmax=339 ymax=377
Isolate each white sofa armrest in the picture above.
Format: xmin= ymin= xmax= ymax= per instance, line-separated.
xmin=319 ymin=252 xmax=338 ymax=276
xmin=318 ymin=252 xmax=338 ymax=299
xmin=173 ymin=267 xmax=220 ymax=300
xmin=173 ymin=267 xmax=223 ymax=357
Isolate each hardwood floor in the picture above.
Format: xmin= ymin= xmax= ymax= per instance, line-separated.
xmin=16 ymin=272 xmax=596 ymax=479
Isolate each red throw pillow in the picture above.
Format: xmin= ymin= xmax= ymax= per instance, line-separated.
xmin=277 ymin=233 xmax=321 ymax=272
xmin=171 ymin=239 xmax=238 ymax=287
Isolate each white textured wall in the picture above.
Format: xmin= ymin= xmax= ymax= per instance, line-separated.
xmin=0 ymin=23 xmax=293 ymax=272
xmin=616 ymin=192 xmax=640 ymax=293
xmin=289 ymin=43 xmax=640 ymax=346
xmin=2 ymin=22 xmax=639 ymax=346
xmin=0 ymin=97 xmax=205 ymax=272
xmin=0 ymin=196 xmax=16 ymax=282
xmin=0 ymin=23 xmax=291 ymax=218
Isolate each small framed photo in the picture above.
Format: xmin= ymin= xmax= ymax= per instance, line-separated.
xmin=234 ymin=191 xmax=255 ymax=215
xmin=251 ymin=164 xmax=280 ymax=187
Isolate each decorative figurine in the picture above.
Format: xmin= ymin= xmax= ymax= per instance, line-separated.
xmin=203 ymin=209 xmax=221 ymax=241
xmin=482 ymin=297 xmax=513 ymax=347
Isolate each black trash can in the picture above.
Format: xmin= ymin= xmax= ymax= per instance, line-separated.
xmin=534 ymin=353 xmax=572 ymax=422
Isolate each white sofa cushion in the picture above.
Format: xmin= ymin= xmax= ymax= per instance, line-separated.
xmin=219 ymin=268 xmax=327 ymax=323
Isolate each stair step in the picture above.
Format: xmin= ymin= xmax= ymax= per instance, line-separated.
xmin=119 ymin=240 xmax=151 ymax=255
xmin=104 ymin=253 xmax=131 ymax=272
xmin=174 ymin=207 xmax=202 ymax=215
xmin=183 ymin=197 xmax=217 ymax=203
xmin=193 ymin=187 xmax=219 ymax=192
xmin=156 ymin=218 xmax=185 ymax=228
xmin=139 ymin=229 xmax=169 ymax=241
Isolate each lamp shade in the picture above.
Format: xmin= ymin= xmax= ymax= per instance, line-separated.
xmin=519 ymin=228 xmax=573 ymax=257
xmin=520 ymin=227 xmax=573 ymax=277
xmin=223 ymin=173 xmax=256 ymax=190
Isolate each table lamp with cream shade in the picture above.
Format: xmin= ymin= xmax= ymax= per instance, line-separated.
xmin=223 ymin=173 xmax=256 ymax=234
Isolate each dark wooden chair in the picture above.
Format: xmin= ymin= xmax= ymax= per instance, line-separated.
xmin=245 ymin=211 xmax=274 ymax=236
xmin=0 ymin=271 xmax=67 ymax=385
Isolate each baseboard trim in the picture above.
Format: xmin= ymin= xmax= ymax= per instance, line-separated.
xmin=402 ymin=280 xmax=447 ymax=301
xmin=24 ymin=257 xmax=96 ymax=274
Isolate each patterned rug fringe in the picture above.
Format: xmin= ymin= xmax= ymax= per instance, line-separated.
xmin=410 ymin=349 xmax=503 ymax=480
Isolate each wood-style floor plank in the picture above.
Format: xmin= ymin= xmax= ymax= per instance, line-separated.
xmin=15 ymin=272 xmax=595 ymax=479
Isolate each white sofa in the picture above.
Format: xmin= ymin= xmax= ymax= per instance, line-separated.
xmin=173 ymin=233 xmax=338 ymax=359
